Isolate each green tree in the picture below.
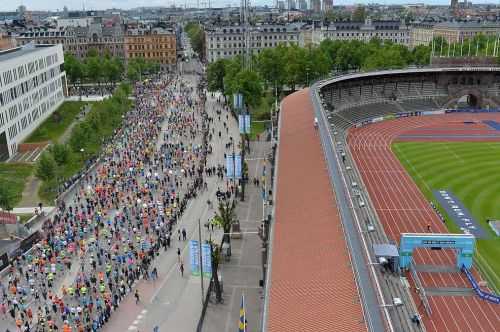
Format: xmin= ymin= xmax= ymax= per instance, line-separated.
xmin=0 ymin=186 xmax=14 ymax=211
xmin=207 ymin=59 xmax=227 ymax=92
xmin=49 ymin=143 xmax=70 ymax=166
xmin=86 ymin=56 xmax=102 ymax=84
xmin=185 ymin=22 xmax=204 ymax=56
xmin=352 ymin=5 xmax=366 ymax=22
xmin=64 ymin=53 xmax=83 ymax=85
xmin=256 ymin=46 xmax=286 ymax=90
xmin=413 ymin=45 xmax=431 ymax=66
xmin=36 ymin=152 xmax=57 ymax=181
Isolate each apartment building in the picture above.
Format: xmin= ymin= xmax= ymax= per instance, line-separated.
xmin=433 ymin=21 xmax=500 ymax=44
xmin=0 ymin=30 xmax=16 ymax=51
xmin=124 ymin=28 xmax=177 ymax=69
xmin=16 ymin=21 xmax=125 ymax=59
xmin=0 ymin=44 xmax=66 ymax=159
xmin=410 ymin=22 xmax=434 ymax=48
xmin=312 ymin=19 xmax=410 ymax=46
xmin=205 ymin=23 xmax=301 ymax=63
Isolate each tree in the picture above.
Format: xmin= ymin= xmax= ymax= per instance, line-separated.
xmin=0 ymin=186 xmax=14 ymax=211
xmin=207 ymin=59 xmax=227 ymax=92
xmin=185 ymin=22 xmax=204 ymax=56
xmin=64 ymin=53 xmax=83 ymax=85
xmin=256 ymin=46 xmax=286 ymax=90
xmin=86 ymin=56 xmax=101 ymax=84
xmin=212 ymin=200 xmax=237 ymax=246
xmin=36 ymin=152 xmax=57 ymax=181
xmin=49 ymin=143 xmax=70 ymax=166
xmin=210 ymin=200 xmax=238 ymax=302
xmin=352 ymin=5 xmax=366 ymax=22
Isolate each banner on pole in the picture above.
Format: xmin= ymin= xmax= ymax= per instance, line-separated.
xmin=201 ymin=243 xmax=212 ymax=278
xmin=226 ymin=154 xmax=242 ymax=179
xmin=233 ymin=93 xmax=244 ymax=110
xmin=226 ymin=154 xmax=234 ymax=178
xmin=234 ymin=154 xmax=242 ymax=179
xmin=189 ymin=240 xmax=200 ymax=276
xmin=239 ymin=115 xmax=251 ymax=134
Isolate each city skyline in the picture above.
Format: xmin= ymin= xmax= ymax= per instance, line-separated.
xmin=1 ymin=0 xmax=499 ymax=12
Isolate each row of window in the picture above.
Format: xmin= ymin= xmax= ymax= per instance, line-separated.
xmin=0 ymin=66 xmax=60 ymax=108
xmin=209 ymin=40 xmax=296 ymax=50
xmin=209 ymin=34 xmax=297 ymax=42
xmin=127 ymin=44 xmax=174 ymax=51
xmin=0 ymin=53 xmax=58 ymax=88
xmin=209 ymin=43 xmax=297 ymax=59
xmin=128 ymin=52 xmax=176 ymax=60
xmin=327 ymin=32 xmax=408 ymax=37
xmin=5 ymin=84 xmax=64 ymax=141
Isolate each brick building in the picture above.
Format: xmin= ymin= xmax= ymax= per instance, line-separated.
xmin=124 ymin=28 xmax=176 ymax=69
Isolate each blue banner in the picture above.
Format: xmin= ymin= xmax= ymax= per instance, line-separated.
xmin=234 ymin=154 xmax=242 ymax=179
xmin=239 ymin=114 xmax=251 ymax=134
xmin=233 ymin=93 xmax=244 ymax=110
xmin=226 ymin=154 xmax=242 ymax=179
xmin=201 ymin=243 xmax=212 ymax=278
xmin=190 ymin=240 xmax=200 ymax=276
xmin=462 ymin=266 xmax=500 ymax=304
xmin=226 ymin=155 xmax=234 ymax=178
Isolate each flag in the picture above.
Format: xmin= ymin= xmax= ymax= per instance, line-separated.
xmin=238 ymin=294 xmax=246 ymax=332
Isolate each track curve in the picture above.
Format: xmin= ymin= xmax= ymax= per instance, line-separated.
xmin=348 ymin=114 xmax=500 ymax=332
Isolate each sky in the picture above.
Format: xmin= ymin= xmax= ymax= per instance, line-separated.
xmin=0 ymin=0 xmax=498 ymax=12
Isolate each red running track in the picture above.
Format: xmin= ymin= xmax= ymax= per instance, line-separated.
xmin=348 ymin=114 xmax=500 ymax=332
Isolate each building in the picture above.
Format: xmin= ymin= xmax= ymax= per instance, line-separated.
xmin=311 ymin=0 xmax=321 ymax=13
xmin=323 ymin=0 xmax=333 ymax=12
xmin=0 ymin=44 xmax=66 ymax=160
xmin=16 ymin=22 xmax=125 ymax=59
xmin=124 ymin=28 xmax=176 ymax=69
xmin=298 ymin=0 xmax=308 ymax=11
xmin=410 ymin=22 xmax=434 ymax=48
xmin=0 ymin=30 xmax=16 ymax=51
xmin=432 ymin=21 xmax=500 ymax=44
xmin=312 ymin=19 xmax=410 ymax=46
xmin=56 ymin=17 xmax=94 ymax=28
xmin=205 ymin=23 xmax=301 ymax=63
xmin=64 ymin=23 xmax=124 ymax=59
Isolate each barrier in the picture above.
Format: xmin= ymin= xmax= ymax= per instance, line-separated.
xmin=462 ymin=266 xmax=500 ymax=305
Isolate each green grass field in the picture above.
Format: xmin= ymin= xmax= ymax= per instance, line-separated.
xmin=0 ymin=163 xmax=34 ymax=209
xmin=24 ymin=101 xmax=89 ymax=143
xmin=393 ymin=141 xmax=500 ymax=293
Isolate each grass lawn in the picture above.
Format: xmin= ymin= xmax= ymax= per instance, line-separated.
xmin=0 ymin=163 xmax=34 ymax=208
xmin=393 ymin=141 xmax=500 ymax=293
xmin=24 ymin=101 xmax=90 ymax=143
xmin=16 ymin=213 xmax=35 ymax=224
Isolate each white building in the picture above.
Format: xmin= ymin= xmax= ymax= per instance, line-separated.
xmin=312 ymin=19 xmax=410 ymax=46
xmin=205 ymin=23 xmax=302 ymax=63
xmin=57 ymin=17 xmax=94 ymax=28
xmin=0 ymin=44 xmax=66 ymax=160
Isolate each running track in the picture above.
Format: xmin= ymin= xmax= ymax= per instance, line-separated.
xmin=348 ymin=114 xmax=500 ymax=332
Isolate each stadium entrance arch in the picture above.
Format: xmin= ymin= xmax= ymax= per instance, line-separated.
xmin=399 ymin=233 xmax=475 ymax=269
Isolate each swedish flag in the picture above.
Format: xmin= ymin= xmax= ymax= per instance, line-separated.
xmin=238 ymin=293 xmax=246 ymax=332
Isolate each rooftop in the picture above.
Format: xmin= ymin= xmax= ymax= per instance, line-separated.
xmin=0 ymin=44 xmax=55 ymax=64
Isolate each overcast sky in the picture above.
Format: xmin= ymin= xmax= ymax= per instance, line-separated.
xmin=0 ymin=0 xmax=497 ymax=12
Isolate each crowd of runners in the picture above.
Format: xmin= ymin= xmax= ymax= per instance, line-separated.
xmin=0 ymin=69 xmax=237 ymax=332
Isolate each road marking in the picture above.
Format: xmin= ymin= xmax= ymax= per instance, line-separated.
xmin=141 ymin=309 xmax=148 ymax=314
xmin=133 ymin=320 xmax=139 ymax=324
xmin=128 ymin=326 xmax=137 ymax=330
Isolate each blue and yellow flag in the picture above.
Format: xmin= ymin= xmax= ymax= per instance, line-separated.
xmin=238 ymin=293 xmax=246 ymax=332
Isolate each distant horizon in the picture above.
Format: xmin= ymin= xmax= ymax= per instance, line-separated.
xmin=1 ymin=0 xmax=499 ymax=13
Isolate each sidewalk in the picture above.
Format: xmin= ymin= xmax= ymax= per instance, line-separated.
xmin=203 ymin=139 xmax=271 ymax=332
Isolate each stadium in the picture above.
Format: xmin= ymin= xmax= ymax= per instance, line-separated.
xmin=265 ymin=66 xmax=500 ymax=332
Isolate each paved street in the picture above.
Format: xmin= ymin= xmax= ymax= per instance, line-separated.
xmin=101 ymin=80 xmax=241 ymax=332
xmin=202 ymin=140 xmax=271 ymax=332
